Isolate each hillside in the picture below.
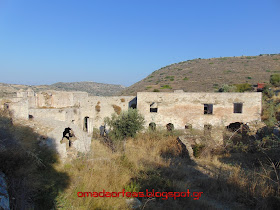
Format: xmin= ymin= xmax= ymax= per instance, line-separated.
xmin=121 ymin=54 xmax=280 ymax=95
xmin=0 ymin=81 xmax=125 ymax=98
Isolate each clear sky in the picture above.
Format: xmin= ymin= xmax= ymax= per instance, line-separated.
xmin=0 ymin=0 xmax=279 ymax=86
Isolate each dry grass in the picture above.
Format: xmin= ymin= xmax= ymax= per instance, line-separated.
xmin=121 ymin=54 xmax=280 ymax=95
xmin=55 ymin=131 xmax=203 ymax=209
xmin=2 ymin=110 xmax=278 ymax=209
xmin=0 ymin=107 xmax=278 ymax=210
xmin=56 ymin=129 xmax=280 ymax=209
xmin=112 ymin=104 xmax=122 ymax=115
xmin=0 ymin=110 xmax=69 ymax=209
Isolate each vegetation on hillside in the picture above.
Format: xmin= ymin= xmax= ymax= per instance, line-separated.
xmin=121 ymin=54 xmax=280 ymax=95
xmin=0 ymin=81 xmax=125 ymax=98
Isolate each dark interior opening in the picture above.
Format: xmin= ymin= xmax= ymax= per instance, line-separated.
xmin=185 ymin=123 xmax=192 ymax=129
xmin=226 ymin=122 xmax=242 ymax=132
xmin=234 ymin=103 xmax=243 ymax=113
xmin=150 ymin=108 xmax=158 ymax=113
xmin=149 ymin=122 xmax=156 ymax=131
xmin=166 ymin=123 xmax=174 ymax=131
xmin=84 ymin=117 xmax=89 ymax=132
xmin=204 ymin=104 xmax=213 ymax=114
xmin=129 ymin=97 xmax=137 ymax=109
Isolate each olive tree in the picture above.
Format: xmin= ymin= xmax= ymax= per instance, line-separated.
xmin=104 ymin=108 xmax=145 ymax=141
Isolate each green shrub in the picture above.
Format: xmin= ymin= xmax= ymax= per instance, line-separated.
xmin=104 ymin=108 xmax=145 ymax=141
xmin=160 ymin=85 xmax=172 ymax=89
xmin=153 ymin=89 xmax=159 ymax=92
xmin=234 ymin=83 xmax=252 ymax=92
xmin=218 ymin=84 xmax=237 ymax=92
xmin=270 ymin=74 xmax=280 ymax=86
xmin=192 ymin=144 xmax=205 ymax=158
xmin=183 ymin=77 xmax=189 ymax=81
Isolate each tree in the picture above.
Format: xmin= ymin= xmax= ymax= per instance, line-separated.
xmin=104 ymin=108 xmax=145 ymax=141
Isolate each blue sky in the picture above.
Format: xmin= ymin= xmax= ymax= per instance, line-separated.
xmin=0 ymin=0 xmax=279 ymax=86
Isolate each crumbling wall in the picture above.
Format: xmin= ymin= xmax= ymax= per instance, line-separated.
xmin=34 ymin=91 xmax=87 ymax=108
xmin=29 ymin=107 xmax=80 ymax=123
xmin=8 ymin=99 xmax=29 ymax=120
xmin=137 ymin=92 xmax=262 ymax=130
xmin=79 ymin=96 xmax=135 ymax=130
xmin=33 ymin=119 xmax=92 ymax=159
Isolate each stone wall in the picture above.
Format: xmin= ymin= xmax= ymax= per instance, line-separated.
xmin=2 ymin=89 xmax=263 ymax=133
xmin=79 ymin=96 xmax=136 ymax=130
xmin=136 ymin=92 xmax=262 ymax=130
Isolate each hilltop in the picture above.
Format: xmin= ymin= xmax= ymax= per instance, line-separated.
xmin=121 ymin=54 xmax=280 ymax=95
xmin=0 ymin=81 xmax=125 ymax=98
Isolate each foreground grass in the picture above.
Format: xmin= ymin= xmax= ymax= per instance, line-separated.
xmin=55 ymin=130 xmax=280 ymax=209
xmin=0 ymin=111 xmax=69 ymax=209
xmin=1 ymin=108 xmax=279 ymax=209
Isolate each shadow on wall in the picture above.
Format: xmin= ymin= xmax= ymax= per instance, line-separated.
xmin=0 ymin=112 xmax=70 ymax=209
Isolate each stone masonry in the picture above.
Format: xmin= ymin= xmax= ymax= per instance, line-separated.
xmin=0 ymin=89 xmax=262 ymax=156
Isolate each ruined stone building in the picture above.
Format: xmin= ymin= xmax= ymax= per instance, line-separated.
xmin=0 ymin=88 xmax=262 ymax=157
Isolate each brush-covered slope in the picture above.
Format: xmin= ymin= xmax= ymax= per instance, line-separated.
xmin=121 ymin=54 xmax=280 ymax=95
xmin=0 ymin=81 xmax=125 ymax=98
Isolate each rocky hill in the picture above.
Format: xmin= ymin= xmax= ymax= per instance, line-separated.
xmin=120 ymin=54 xmax=280 ymax=95
xmin=0 ymin=81 xmax=125 ymax=98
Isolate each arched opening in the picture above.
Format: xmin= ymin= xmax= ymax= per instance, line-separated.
xmin=226 ymin=122 xmax=242 ymax=132
xmin=166 ymin=123 xmax=174 ymax=132
xmin=185 ymin=123 xmax=192 ymax=129
xmin=28 ymin=115 xmax=34 ymax=120
xmin=149 ymin=122 xmax=156 ymax=131
xmin=224 ymin=122 xmax=250 ymax=144
xmin=84 ymin=117 xmax=89 ymax=132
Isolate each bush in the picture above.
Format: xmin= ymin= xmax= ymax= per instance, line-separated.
xmin=270 ymin=74 xmax=280 ymax=86
xmin=218 ymin=84 xmax=237 ymax=92
xmin=160 ymin=85 xmax=172 ymax=89
xmin=104 ymin=108 xmax=145 ymax=141
xmin=234 ymin=83 xmax=253 ymax=92
xmin=192 ymin=144 xmax=205 ymax=158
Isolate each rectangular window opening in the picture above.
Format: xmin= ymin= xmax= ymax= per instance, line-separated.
xmin=204 ymin=104 xmax=213 ymax=115
xmin=234 ymin=103 xmax=243 ymax=113
xmin=150 ymin=108 xmax=158 ymax=113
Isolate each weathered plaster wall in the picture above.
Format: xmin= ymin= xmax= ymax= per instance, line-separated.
xmin=79 ymin=96 xmax=136 ymax=129
xmin=29 ymin=107 xmax=81 ymax=123
xmin=26 ymin=92 xmax=135 ymax=133
xmin=3 ymin=89 xmax=263 ymax=133
xmin=34 ymin=91 xmax=87 ymax=108
xmin=137 ymin=92 xmax=262 ymax=129
xmin=8 ymin=99 xmax=29 ymax=120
